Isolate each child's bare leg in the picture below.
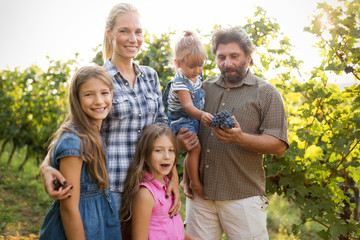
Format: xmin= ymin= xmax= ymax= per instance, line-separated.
xmin=180 ymin=155 xmax=193 ymax=199
xmin=186 ymin=144 xmax=204 ymax=199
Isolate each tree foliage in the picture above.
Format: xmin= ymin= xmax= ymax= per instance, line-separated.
xmin=0 ymin=0 xmax=359 ymax=238
xmin=257 ymin=1 xmax=360 ymax=239
xmin=0 ymin=57 xmax=77 ymax=169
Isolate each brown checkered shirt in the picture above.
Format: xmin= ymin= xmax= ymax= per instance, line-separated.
xmin=199 ymin=70 xmax=289 ymax=201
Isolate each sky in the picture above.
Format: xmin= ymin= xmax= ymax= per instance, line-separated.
xmin=0 ymin=0 xmax=355 ymax=86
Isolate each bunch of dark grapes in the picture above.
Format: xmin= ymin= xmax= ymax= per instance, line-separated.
xmin=211 ymin=110 xmax=235 ymax=129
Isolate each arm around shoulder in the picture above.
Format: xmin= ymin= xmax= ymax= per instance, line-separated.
xmin=40 ymin=151 xmax=72 ymax=200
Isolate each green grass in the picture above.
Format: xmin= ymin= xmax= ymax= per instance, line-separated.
xmin=0 ymin=142 xmax=52 ymax=239
xmin=0 ymin=141 xmax=324 ymax=239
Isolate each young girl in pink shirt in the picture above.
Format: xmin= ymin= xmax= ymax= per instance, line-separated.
xmin=120 ymin=124 xmax=201 ymax=240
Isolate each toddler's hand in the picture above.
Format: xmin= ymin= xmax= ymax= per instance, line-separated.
xmin=200 ymin=112 xmax=213 ymax=127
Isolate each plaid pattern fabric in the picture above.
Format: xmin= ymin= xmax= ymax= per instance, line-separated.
xmin=198 ymin=70 xmax=289 ymax=201
xmin=101 ymin=60 xmax=167 ymax=192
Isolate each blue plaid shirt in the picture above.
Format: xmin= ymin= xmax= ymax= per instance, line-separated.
xmin=101 ymin=60 xmax=168 ymax=192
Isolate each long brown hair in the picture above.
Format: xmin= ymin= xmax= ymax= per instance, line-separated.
xmin=103 ymin=3 xmax=140 ymax=60
xmin=120 ymin=124 xmax=178 ymax=236
xmin=48 ymin=65 xmax=113 ymax=191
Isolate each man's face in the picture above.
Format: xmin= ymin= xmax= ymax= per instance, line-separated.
xmin=216 ymin=42 xmax=250 ymax=85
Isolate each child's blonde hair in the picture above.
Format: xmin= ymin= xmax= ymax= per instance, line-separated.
xmin=48 ymin=65 xmax=113 ymax=191
xmin=172 ymin=30 xmax=207 ymax=68
xmin=120 ymin=124 xmax=178 ymax=236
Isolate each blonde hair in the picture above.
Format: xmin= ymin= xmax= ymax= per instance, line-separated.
xmin=103 ymin=3 xmax=140 ymax=60
xmin=48 ymin=65 xmax=113 ymax=191
xmin=172 ymin=30 xmax=207 ymax=68
xmin=120 ymin=124 xmax=178 ymax=236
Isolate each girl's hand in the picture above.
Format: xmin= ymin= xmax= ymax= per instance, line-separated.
xmin=40 ymin=152 xmax=72 ymax=200
xmin=200 ymin=112 xmax=213 ymax=127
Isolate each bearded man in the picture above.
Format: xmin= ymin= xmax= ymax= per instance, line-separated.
xmin=182 ymin=27 xmax=289 ymax=240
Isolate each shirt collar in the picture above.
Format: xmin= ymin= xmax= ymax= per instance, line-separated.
xmin=216 ymin=69 xmax=256 ymax=88
xmin=104 ymin=58 xmax=143 ymax=80
xmin=144 ymin=172 xmax=169 ymax=189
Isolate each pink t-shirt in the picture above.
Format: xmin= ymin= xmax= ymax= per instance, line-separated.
xmin=140 ymin=173 xmax=185 ymax=240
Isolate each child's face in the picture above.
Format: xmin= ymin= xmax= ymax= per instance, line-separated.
xmin=177 ymin=60 xmax=204 ymax=82
xmin=150 ymin=135 xmax=176 ymax=183
xmin=79 ymin=78 xmax=113 ymax=129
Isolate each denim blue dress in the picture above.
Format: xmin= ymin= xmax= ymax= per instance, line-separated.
xmin=162 ymin=77 xmax=205 ymax=134
xmin=39 ymin=130 xmax=121 ymax=240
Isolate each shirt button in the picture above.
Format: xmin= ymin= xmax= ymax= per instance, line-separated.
xmin=211 ymin=132 xmax=213 ymax=136
xmin=205 ymin=165 xmax=209 ymax=168
xmin=138 ymin=114 xmax=142 ymax=117
xmin=135 ymin=97 xmax=138 ymax=100
xmin=125 ymin=82 xmax=128 ymax=85
xmin=227 ymin=88 xmax=230 ymax=91
xmin=116 ymin=99 xmax=119 ymax=102
xmin=138 ymin=129 xmax=141 ymax=133
xmin=207 ymin=149 xmax=210 ymax=153
xmin=222 ymin=103 xmax=225 ymax=106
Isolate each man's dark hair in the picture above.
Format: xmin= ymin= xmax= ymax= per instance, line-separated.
xmin=211 ymin=27 xmax=255 ymax=66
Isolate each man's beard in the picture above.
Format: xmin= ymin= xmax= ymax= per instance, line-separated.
xmin=220 ymin=61 xmax=249 ymax=84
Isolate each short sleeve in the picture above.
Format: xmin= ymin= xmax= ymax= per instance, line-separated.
xmin=51 ymin=132 xmax=82 ymax=168
xmin=171 ymin=81 xmax=190 ymax=92
xmin=258 ymin=85 xmax=289 ymax=147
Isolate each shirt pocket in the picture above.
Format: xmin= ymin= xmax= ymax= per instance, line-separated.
xmin=110 ymin=93 xmax=132 ymax=120
xmin=144 ymin=92 xmax=159 ymax=115
xmin=234 ymin=101 xmax=261 ymax=133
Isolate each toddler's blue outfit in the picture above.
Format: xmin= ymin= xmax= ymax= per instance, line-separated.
xmin=162 ymin=75 xmax=205 ymax=134
xmin=39 ymin=129 xmax=121 ymax=240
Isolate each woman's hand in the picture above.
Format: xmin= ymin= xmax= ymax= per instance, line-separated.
xmin=40 ymin=152 xmax=72 ymax=200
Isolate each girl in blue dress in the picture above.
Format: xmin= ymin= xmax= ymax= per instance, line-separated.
xmin=39 ymin=65 xmax=121 ymax=239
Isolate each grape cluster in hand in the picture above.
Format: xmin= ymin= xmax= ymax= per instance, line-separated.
xmin=211 ymin=110 xmax=235 ymax=129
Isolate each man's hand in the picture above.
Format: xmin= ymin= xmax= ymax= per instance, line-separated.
xmin=212 ymin=116 xmax=288 ymax=155
xmin=166 ymin=173 xmax=181 ymax=218
xmin=212 ymin=116 xmax=242 ymax=144
xmin=176 ymin=128 xmax=199 ymax=152
xmin=40 ymin=152 xmax=72 ymax=200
